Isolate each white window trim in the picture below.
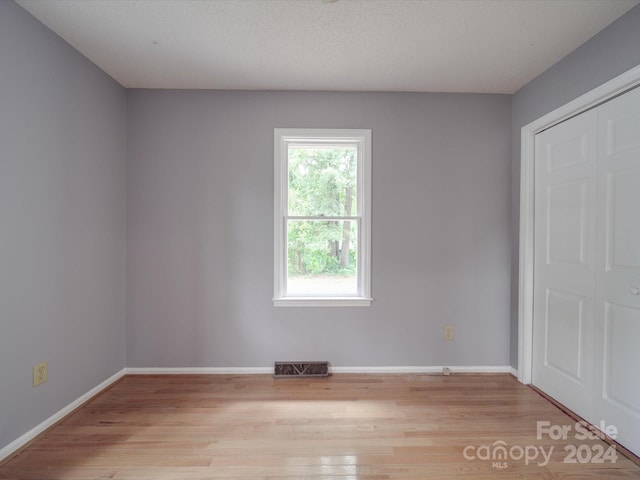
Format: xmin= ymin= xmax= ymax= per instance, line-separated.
xmin=273 ymin=128 xmax=372 ymax=307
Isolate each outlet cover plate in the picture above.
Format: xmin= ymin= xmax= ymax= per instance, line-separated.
xmin=444 ymin=326 xmax=454 ymax=341
xmin=33 ymin=361 xmax=48 ymax=387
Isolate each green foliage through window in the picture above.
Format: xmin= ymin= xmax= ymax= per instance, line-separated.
xmin=287 ymin=147 xmax=357 ymax=277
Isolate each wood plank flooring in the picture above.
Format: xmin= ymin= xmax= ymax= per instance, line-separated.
xmin=1 ymin=374 xmax=639 ymax=479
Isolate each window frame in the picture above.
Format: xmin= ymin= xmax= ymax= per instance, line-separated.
xmin=273 ymin=128 xmax=372 ymax=307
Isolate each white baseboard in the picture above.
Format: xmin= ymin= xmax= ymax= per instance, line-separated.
xmin=125 ymin=367 xmax=273 ymax=375
xmin=331 ymin=365 xmax=514 ymax=374
xmin=509 ymin=366 xmax=519 ymax=377
xmin=0 ymin=368 xmax=126 ymax=463
xmin=441 ymin=365 xmax=513 ymax=374
xmin=126 ymin=365 xmax=513 ymax=375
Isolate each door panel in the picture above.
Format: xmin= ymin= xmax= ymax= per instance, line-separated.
xmin=533 ymin=109 xmax=597 ymax=421
xmin=606 ymin=169 xmax=640 ymax=270
xmin=545 ymin=289 xmax=585 ymax=382
xmin=546 ymin=180 xmax=588 ymax=265
xmin=594 ymin=86 xmax=640 ymax=456
xmin=603 ymin=302 xmax=640 ymax=415
xmin=606 ymin=109 xmax=640 ymax=155
xmin=534 ymin=85 xmax=640 ymax=457
xmin=547 ymin=132 xmax=590 ymax=171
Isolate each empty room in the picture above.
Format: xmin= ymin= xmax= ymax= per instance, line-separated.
xmin=1 ymin=0 xmax=640 ymax=478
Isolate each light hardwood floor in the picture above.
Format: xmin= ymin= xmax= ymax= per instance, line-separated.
xmin=1 ymin=374 xmax=638 ymax=479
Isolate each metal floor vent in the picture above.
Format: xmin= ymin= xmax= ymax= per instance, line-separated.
xmin=274 ymin=361 xmax=329 ymax=378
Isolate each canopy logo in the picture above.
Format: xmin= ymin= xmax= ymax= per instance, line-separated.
xmin=463 ymin=441 xmax=553 ymax=468
xmin=463 ymin=421 xmax=619 ymax=469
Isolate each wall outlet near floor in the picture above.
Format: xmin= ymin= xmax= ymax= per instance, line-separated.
xmin=442 ymin=367 xmax=451 ymax=376
xmin=33 ymin=361 xmax=48 ymax=387
xmin=444 ymin=326 xmax=454 ymax=341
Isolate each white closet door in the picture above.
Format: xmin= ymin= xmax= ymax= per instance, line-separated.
xmin=594 ymin=86 xmax=640 ymax=455
xmin=533 ymin=108 xmax=598 ymax=421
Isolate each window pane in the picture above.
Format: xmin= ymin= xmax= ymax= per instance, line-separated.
xmin=288 ymin=147 xmax=357 ymax=217
xmin=287 ymin=220 xmax=357 ymax=295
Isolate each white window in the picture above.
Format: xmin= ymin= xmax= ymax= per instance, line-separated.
xmin=273 ymin=128 xmax=372 ymax=307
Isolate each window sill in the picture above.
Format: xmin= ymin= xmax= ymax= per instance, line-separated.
xmin=273 ymin=297 xmax=373 ymax=307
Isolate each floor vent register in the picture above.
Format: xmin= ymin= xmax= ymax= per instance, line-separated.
xmin=274 ymin=361 xmax=329 ymax=378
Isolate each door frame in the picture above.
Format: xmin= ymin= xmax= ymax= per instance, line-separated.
xmin=518 ymin=64 xmax=640 ymax=384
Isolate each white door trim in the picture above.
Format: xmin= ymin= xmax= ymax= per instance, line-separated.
xmin=518 ymin=64 xmax=640 ymax=384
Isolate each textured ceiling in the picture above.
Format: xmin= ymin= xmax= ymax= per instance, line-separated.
xmin=16 ymin=0 xmax=640 ymax=93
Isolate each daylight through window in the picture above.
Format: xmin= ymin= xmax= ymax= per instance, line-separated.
xmin=274 ymin=129 xmax=371 ymax=306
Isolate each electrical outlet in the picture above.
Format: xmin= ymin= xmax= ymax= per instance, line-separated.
xmin=33 ymin=361 xmax=48 ymax=387
xmin=442 ymin=367 xmax=451 ymax=376
xmin=444 ymin=326 xmax=454 ymax=341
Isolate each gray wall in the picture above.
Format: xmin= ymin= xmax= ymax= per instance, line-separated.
xmin=127 ymin=90 xmax=512 ymax=368
xmin=0 ymin=1 xmax=127 ymax=451
xmin=510 ymin=5 xmax=640 ymax=368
